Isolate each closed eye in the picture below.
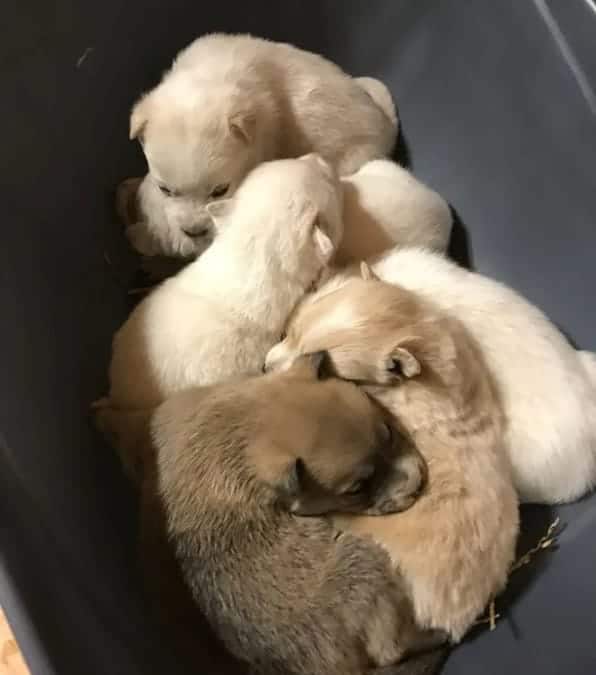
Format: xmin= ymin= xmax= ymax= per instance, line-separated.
xmin=209 ymin=183 xmax=230 ymax=199
xmin=158 ymin=184 xmax=180 ymax=197
xmin=342 ymin=465 xmax=376 ymax=495
xmin=343 ymin=480 xmax=365 ymax=495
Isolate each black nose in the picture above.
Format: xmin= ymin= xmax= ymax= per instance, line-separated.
xmin=261 ymin=363 xmax=268 ymax=374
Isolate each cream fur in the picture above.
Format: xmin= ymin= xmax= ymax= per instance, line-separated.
xmin=97 ymin=155 xmax=343 ymax=416
xmin=127 ymin=32 xmax=397 ymax=258
xmin=121 ymin=158 xmax=451 ymax=265
xmin=265 ymin=275 xmax=519 ymax=641
xmin=269 ymin=247 xmax=596 ymax=505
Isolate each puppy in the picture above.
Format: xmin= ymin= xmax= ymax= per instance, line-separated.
xmin=98 ymin=155 xmax=341 ymax=408
xmin=119 ymin=158 xmax=451 ymax=268
xmin=265 ymin=269 xmax=519 ymax=641
xmin=336 ymin=159 xmax=452 ymax=266
xmin=302 ymin=247 xmax=596 ymax=505
xmin=126 ymin=32 xmax=397 ymax=258
xmin=152 ymin=354 xmax=444 ymax=675
xmin=96 ymin=155 xmax=343 ymax=475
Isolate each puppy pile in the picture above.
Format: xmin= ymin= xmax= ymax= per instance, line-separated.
xmin=95 ymin=33 xmax=596 ymax=675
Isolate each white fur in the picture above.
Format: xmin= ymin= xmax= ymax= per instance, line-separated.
xmin=126 ymin=159 xmax=452 ymax=263
xmin=127 ymin=32 xmax=397 ymax=258
xmin=104 ymin=155 xmax=343 ymax=409
xmin=336 ymin=159 xmax=452 ymax=265
xmin=311 ymin=248 xmax=596 ymax=505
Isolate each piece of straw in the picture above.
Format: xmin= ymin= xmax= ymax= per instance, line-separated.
xmin=510 ymin=516 xmax=560 ymax=573
xmin=474 ymin=516 xmax=561 ymax=631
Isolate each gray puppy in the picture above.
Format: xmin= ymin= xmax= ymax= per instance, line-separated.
xmin=153 ymin=354 xmax=445 ymax=675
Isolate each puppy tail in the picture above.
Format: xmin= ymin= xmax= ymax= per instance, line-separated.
xmin=579 ymin=350 xmax=596 ymax=390
xmin=355 ymin=76 xmax=399 ymax=131
xmin=371 ymin=647 xmax=450 ymax=675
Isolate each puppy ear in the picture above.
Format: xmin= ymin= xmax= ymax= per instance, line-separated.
xmin=313 ymin=222 xmax=335 ymax=261
xmin=277 ymin=457 xmax=305 ymax=505
xmin=289 ymin=352 xmax=333 ymax=380
xmin=205 ymin=198 xmax=234 ymax=228
xmin=375 ymin=341 xmax=422 ymax=384
xmin=387 ymin=346 xmax=422 ymax=379
xmin=229 ymin=111 xmax=256 ymax=144
xmin=130 ymin=95 xmax=151 ymax=141
xmin=277 ymin=459 xmax=327 ymax=516
xmin=360 ymin=261 xmax=380 ymax=282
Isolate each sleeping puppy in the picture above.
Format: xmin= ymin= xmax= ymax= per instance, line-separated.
xmin=265 ymin=268 xmax=519 ymax=642
xmin=118 ymin=158 xmax=452 ymax=268
xmin=149 ymin=354 xmax=445 ymax=675
xmin=125 ymin=32 xmax=398 ymax=259
xmin=297 ymin=247 xmax=596 ymax=505
xmin=94 ymin=155 xmax=343 ymax=475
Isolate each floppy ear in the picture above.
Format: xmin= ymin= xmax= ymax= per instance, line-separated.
xmin=360 ymin=261 xmax=380 ymax=281
xmin=313 ymin=222 xmax=335 ymax=261
xmin=288 ymin=352 xmax=333 ymax=381
xmin=229 ymin=111 xmax=256 ymax=144
xmin=205 ymin=198 xmax=234 ymax=228
xmin=276 ymin=458 xmax=329 ymax=516
xmin=276 ymin=457 xmax=305 ymax=506
xmin=375 ymin=340 xmax=422 ymax=384
xmin=130 ymin=95 xmax=151 ymax=141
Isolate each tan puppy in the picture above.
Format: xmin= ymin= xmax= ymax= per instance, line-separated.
xmin=265 ymin=269 xmax=519 ymax=642
xmin=150 ymin=355 xmax=444 ymax=675
xmin=126 ymin=32 xmax=397 ymax=258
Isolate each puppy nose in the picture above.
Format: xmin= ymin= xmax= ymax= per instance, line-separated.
xmin=261 ymin=363 xmax=268 ymax=374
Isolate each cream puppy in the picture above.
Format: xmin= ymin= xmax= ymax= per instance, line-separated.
xmin=336 ymin=160 xmax=452 ymax=266
xmin=265 ymin=270 xmax=519 ymax=641
xmin=127 ymin=32 xmax=397 ymax=258
xmin=120 ymin=159 xmax=452 ymax=264
xmin=267 ymin=248 xmax=596 ymax=505
xmin=95 ymin=155 xmax=342 ymax=428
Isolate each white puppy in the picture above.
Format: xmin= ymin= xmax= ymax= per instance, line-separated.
xmin=127 ymin=32 xmax=397 ymax=258
xmin=98 ymin=155 xmax=343 ymax=418
xmin=121 ymin=159 xmax=452 ymax=265
xmin=336 ymin=159 xmax=452 ymax=266
xmin=266 ymin=247 xmax=596 ymax=505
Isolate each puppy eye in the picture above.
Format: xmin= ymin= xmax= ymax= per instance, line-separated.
xmin=343 ymin=464 xmax=376 ymax=495
xmin=380 ymin=422 xmax=393 ymax=444
xmin=209 ymin=183 xmax=230 ymax=199
xmin=279 ymin=331 xmax=287 ymax=341
xmin=158 ymin=185 xmax=173 ymax=196
xmin=343 ymin=480 xmax=365 ymax=495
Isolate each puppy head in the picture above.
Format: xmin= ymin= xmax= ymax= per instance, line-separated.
xmin=122 ymin=174 xmax=216 ymax=259
xmin=265 ymin=269 xmax=459 ymax=390
xmin=248 ymin=352 xmax=425 ymax=517
xmin=213 ymin=155 xmax=344 ymax=280
xmin=128 ymin=78 xmax=263 ymax=257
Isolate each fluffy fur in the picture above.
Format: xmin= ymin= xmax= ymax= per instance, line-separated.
xmin=94 ymin=156 xmax=343 ymax=474
xmin=266 ymin=271 xmax=519 ymax=640
xmin=274 ymin=248 xmax=596 ymax=505
xmin=152 ymin=357 xmax=445 ymax=675
xmin=119 ymin=158 xmax=451 ymax=265
xmin=127 ymin=32 xmax=397 ymax=258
